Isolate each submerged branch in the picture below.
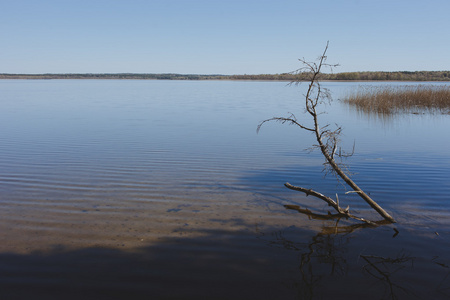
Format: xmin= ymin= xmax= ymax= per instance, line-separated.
xmin=284 ymin=204 xmax=342 ymax=220
xmin=284 ymin=183 xmax=377 ymax=225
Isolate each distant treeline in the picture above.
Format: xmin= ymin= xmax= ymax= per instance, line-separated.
xmin=0 ymin=73 xmax=224 ymax=80
xmin=1 ymin=71 xmax=450 ymax=81
xmin=229 ymin=71 xmax=450 ymax=81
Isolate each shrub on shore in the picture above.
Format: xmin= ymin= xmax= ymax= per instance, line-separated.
xmin=343 ymin=85 xmax=450 ymax=114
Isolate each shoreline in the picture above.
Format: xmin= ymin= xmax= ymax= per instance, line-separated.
xmin=2 ymin=77 xmax=450 ymax=83
xmin=1 ymin=71 xmax=450 ymax=82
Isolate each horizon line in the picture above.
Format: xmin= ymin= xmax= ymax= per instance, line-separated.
xmin=1 ymin=70 xmax=450 ymax=76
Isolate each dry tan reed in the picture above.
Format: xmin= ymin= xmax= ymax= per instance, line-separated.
xmin=343 ymin=85 xmax=450 ymax=114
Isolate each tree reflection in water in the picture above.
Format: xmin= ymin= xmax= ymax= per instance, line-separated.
xmin=360 ymin=253 xmax=415 ymax=300
xmin=258 ymin=208 xmax=450 ymax=300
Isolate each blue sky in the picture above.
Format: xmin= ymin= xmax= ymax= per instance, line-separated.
xmin=1 ymin=0 xmax=449 ymax=74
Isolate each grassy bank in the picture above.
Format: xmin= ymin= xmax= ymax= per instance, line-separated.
xmin=343 ymin=85 xmax=450 ymax=114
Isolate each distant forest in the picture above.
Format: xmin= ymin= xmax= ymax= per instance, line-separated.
xmin=1 ymin=71 xmax=450 ymax=81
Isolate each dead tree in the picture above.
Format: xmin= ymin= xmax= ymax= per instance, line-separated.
xmin=258 ymin=42 xmax=395 ymax=224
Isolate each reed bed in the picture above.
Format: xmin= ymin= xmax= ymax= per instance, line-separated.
xmin=343 ymin=85 xmax=450 ymax=115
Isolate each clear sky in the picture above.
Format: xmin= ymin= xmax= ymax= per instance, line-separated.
xmin=1 ymin=0 xmax=449 ymax=74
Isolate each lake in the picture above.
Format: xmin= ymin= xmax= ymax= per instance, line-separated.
xmin=0 ymin=80 xmax=449 ymax=299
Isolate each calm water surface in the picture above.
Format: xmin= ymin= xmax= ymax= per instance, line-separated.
xmin=0 ymin=80 xmax=449 ymax=299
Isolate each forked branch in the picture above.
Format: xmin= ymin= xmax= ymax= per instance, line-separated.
xmin=284 ymin=183 xmax=377 ymax=225
xmin=258 ymin=42 xmax=395 ymax=223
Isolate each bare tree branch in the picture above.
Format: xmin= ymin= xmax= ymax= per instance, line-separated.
xmin=257 ymin=115 xmax=315 ymax=133
xmin=258 ymin=41 xmax=395 ymax=224
xmin=284 ymin=183 xmax=377 ymax=225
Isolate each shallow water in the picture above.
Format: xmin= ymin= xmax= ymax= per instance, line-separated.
xmin=0 ymin=80 xmax=449 ymax=299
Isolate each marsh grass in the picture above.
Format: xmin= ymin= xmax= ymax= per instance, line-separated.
xmin=343 ymin=85 xmax=450 ymax=115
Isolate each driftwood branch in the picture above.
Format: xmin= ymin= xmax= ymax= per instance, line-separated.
xmin=258 ymin=42 xmax=395 ymax=224
xmin=285 ymin=183 xmax=377 ymax=225
xmin=285 ymin=183 xmax=339 ymax=211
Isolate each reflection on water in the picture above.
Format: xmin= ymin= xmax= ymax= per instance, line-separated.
xmin=258 ymin=223 xmax=450 ymax=300
xmin=360 ymin=253 xmax=416 ymax=300
xmin=1 ymin=221 xmax=449 ymax=299
xmin=0 ymin=80 xmax=449 ymax=299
